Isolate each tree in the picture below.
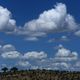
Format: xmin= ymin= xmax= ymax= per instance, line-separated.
xmin=10 ymin=67 xmax=18 ymax=72
xmin=1 ymin=67 xmax=8 ymax=72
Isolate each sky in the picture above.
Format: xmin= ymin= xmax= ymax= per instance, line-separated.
xmin=0 ymin=0 xmax=80 ymax=71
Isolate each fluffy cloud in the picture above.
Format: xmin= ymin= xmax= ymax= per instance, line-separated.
xmin=23 ymin=51 xmax=47 ymax=60
xmin=31 ymin=58 xmax=71 ymax=70
xmin=0 ymin=44 xmax=47 ymax=60
xmin=54 ymin=45 xmax=78 ymax=61
xmin=24 ymin=3 xmax=77 ymax=32
xmin=0 ymin=6 xmax=16 ymax=32
xmin=2 ymin=44 xmax=15 ymax=52
xmin=1 ymin=51 xmax=20 ymax=59
xmin=0 ymin=44 xmax=21 ymax=59
xmin=13 ymin=3 xmax=78 ymax=40
xmin=0 ymin=44 xmax=15 ymax=54
xmin=18 ymin=44 xmax=78 ymax=70
xmin=0 ymin=44 xmax=80 ymax=71
xmin=0 ymin=3 xmax=79 ymax=40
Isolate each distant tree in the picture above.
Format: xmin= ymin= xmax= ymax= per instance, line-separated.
xmin=1 ymin=67 xmax=8 ymax=72
xmin=10 ymin=67 xmax=18 ymax=72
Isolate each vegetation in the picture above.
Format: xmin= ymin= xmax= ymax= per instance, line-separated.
xmin=1 ymin=67 xmax=8 ymax=73
xmin=0 ymin=67 xmax=80 ymax=80
xmin=10 ymin=67 xmax=18 ymax=73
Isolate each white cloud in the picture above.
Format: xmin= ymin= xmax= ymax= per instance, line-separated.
xmin=53 ymin=62 xmax=70 ymax=70
xmin=17 ymin=61 xmax=31 ymax=67
xmin=75 ymin=30 xmax=80 ymax=37
xmin=0 ymin=44 xmax=79 ymax=71
xmin=23 ymin=51 xmax=47 ymax=60
xmin=0 ymin=6 xmax=16 ymax=32
xmin=65 ymin=14 xmax=78 ymax=31
xmin=48 ymin=35 xmax=69 ymax=42
xmin=33 ymin=58 xmax=70 ymax=70
xmin=2 ymin=44 xmax=15 ymax=52
xmin=0 ymin=44 xmax=21 ymax=59
xmin=25 ymin=37 xmax=38 ymax=41
xmin=24 ymin=3 xmax=67 ymax=32
xmin=0 ymin=3 xmax=79 ymax=41
xmin=6 ymin=19 xmax=16 ymax=32
xmin=14 ymin=3 xmax=78 ymax=40
xmin=1 ymin=51 xmax=20 ymax=59
xmin=54 ymin=45 xmax=78 ymax=61
xmin=0 ymin=6 xmax=11 ymax=31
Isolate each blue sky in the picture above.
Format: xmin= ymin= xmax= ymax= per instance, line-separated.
xmin=0 ymin=0 xmax=80 ymax=71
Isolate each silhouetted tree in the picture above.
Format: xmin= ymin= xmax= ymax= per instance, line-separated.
xmin=1 ymin=67 xmax=8 ymax=72
xmin=10 ymin=67 xmax=18 ymax=72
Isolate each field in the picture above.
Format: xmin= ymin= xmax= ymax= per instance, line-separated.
xmin=0 ymin=69 xmax=80 ymax=80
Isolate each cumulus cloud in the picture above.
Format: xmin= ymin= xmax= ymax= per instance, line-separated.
xmin=0 ymin=44 xmax=21 ymax=59
xmin=13 ymin=3 xmax=78 ymax=40
xmin=18 ymin=44 xmax=78 ymax=70
xmin=23 ymin=51 xmax=47 ymax=60
xmin=0 ymin=44 xmax=47 ymax=60
xmin=1 ymin=51 xmax=20 ymax=59
xmin=0 ymin=3 xmax=79 ymax=40
xmin=0 ymin=44 xmax=80 ymax=71
xmin=0 ymin=6 xmax=16 ymax=32
xmin=32 ymin=58 xmax=71 ymax=70
xmin=54 ymin=45 xmax=78 ymax=61
xmin=2 ymin=44 xmax=15 ymax=52
xmin=24 ymin=3 xmax=77 ymax=32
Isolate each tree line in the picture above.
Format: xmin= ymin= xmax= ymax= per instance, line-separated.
xmin=1 ymin=67 xmax=18 ymax=73
xmin=0 ymin=67 xmax=80 ymax=80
